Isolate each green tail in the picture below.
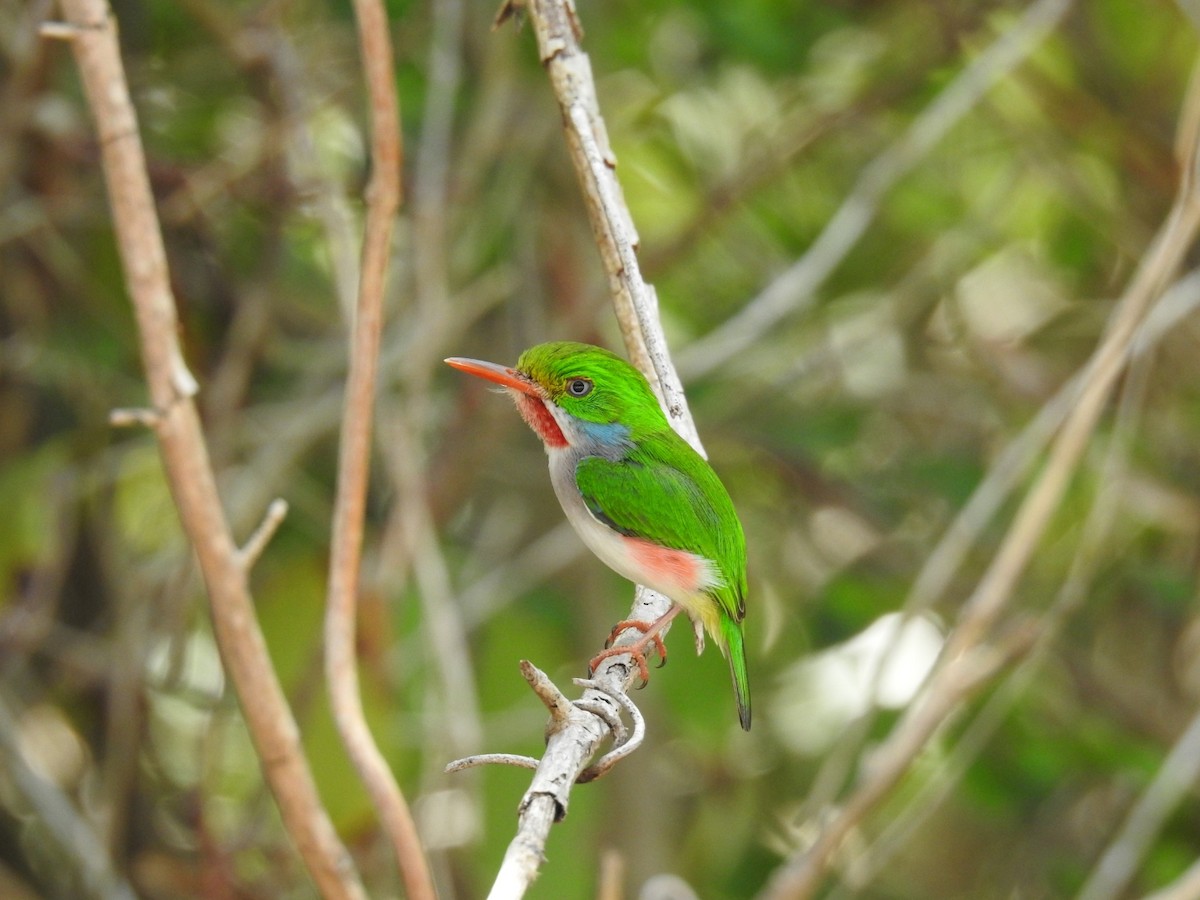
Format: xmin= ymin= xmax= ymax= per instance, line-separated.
xmin=721 ymin=616 xmax=752 ymax=731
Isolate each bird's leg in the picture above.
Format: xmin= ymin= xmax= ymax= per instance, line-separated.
xmin=589 ymin=604 xmax=684 ymax=687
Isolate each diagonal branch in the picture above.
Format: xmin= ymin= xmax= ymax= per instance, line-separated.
xmin=759 ymin=53 xmax=1200 ymax=900
xmin=322 ymin=0 xmax=436 ymax=897
xmin=52 ymin=2 xmax=366 ymax=896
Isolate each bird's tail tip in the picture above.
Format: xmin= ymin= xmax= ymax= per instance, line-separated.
xmin=723 ymin=619 xmax=752 ymax=731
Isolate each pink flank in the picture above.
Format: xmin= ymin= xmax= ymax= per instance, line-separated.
xmin=624 ymin=537 xmax=706 ymax=595
xmin=516 ymin=395 xmax=568 ymax=448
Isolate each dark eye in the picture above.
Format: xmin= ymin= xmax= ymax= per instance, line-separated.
xmin=566 ymin=378 xmax=593 ymax=397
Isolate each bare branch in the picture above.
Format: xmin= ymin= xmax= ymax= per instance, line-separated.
xmin=54 ymin=2 xmax=366 ymax=895
xmin=467 ymin=0 xmax=731 ymax=892
xmin=321 ymin=0 xmax=436 ymax=897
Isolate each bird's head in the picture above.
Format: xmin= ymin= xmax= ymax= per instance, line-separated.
xmin=445 ymin=341 xmax=666 ymax=450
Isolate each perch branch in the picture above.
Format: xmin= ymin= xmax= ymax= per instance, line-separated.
xmin=471 ymin=0 xmax=727 ymax=894
xmin=761 ymin=53 xmax=1200 ymax=900
xmin=480 ymin=660 xmax=645 ymax=900
xmin=53 ymin=1 xmax=366 ymax=896
xmin=322 ymin=0 xmax=436 ymax=898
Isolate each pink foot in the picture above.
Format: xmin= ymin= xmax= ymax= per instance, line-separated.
xmin=588 ymin=606 xmax=683 ymax=686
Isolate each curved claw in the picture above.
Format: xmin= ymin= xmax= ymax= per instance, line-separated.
xmin=588 ymin=643 xmax=651 ymax=687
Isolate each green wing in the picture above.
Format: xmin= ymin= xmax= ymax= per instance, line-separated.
xmin=574 ymin=428 xmax=747 ymax=621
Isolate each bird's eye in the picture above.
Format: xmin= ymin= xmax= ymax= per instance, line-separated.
xmin=566 ymin=378 xmax=593 ymax=397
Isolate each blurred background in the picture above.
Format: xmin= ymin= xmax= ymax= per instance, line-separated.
xmin=2 ymin=0 xmax=1200 ymax=897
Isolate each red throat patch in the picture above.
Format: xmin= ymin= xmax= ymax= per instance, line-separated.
xmin=516 ymin=394 xmax=568 ymax=448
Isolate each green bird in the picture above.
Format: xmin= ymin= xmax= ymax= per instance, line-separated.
xmin=446 ymin=341 xmax=751 ymax=730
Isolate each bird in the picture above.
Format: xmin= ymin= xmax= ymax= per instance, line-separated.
xmin=445 ymin=341 xmax=751 ymax=730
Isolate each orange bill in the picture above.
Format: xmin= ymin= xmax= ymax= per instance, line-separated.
xmin=444 ymin=357 xmax=541 ymax=396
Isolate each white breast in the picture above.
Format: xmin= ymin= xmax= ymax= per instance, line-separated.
xmin=545 ymin=448 xmax=720 ymax=610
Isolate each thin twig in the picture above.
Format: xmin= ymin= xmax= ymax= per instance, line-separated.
xmin=237 ymin=498 xmax=288 ymax=569
xmin=322 ymin=0 xmax=436 ymax=897
xmin=54 ymin=3 xmax=366 ymax=895
xmin=444 ymin=753 xmax=540 ymax=774
xmin=108 ymin=406 xmax=160 ymax=428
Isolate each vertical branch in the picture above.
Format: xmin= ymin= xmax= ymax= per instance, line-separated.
xmin=322 ymin=1 xmax=436 ymax=899
xmin=522 ymin=0 xmax=702 ymax=453
xmin=467 ymin=2 xmax=718 ymax=897
xmin=53 ymin=2 xmax=367 ymax=897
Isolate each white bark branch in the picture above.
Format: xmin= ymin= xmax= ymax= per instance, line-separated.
xmin=458 ymin=1 xmax=715 ymax=894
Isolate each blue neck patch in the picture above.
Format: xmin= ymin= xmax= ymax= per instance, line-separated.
xmin=572 ymin=418 xmax=632 ymax=450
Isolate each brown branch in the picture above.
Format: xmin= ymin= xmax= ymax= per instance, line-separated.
xmin=322 ymin=1 xmax=436 ymax=898
xmin=759 ymin=54 xmax=1200 ymax=900
xmin=52 ymin=2 xmax=366 ymax=896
